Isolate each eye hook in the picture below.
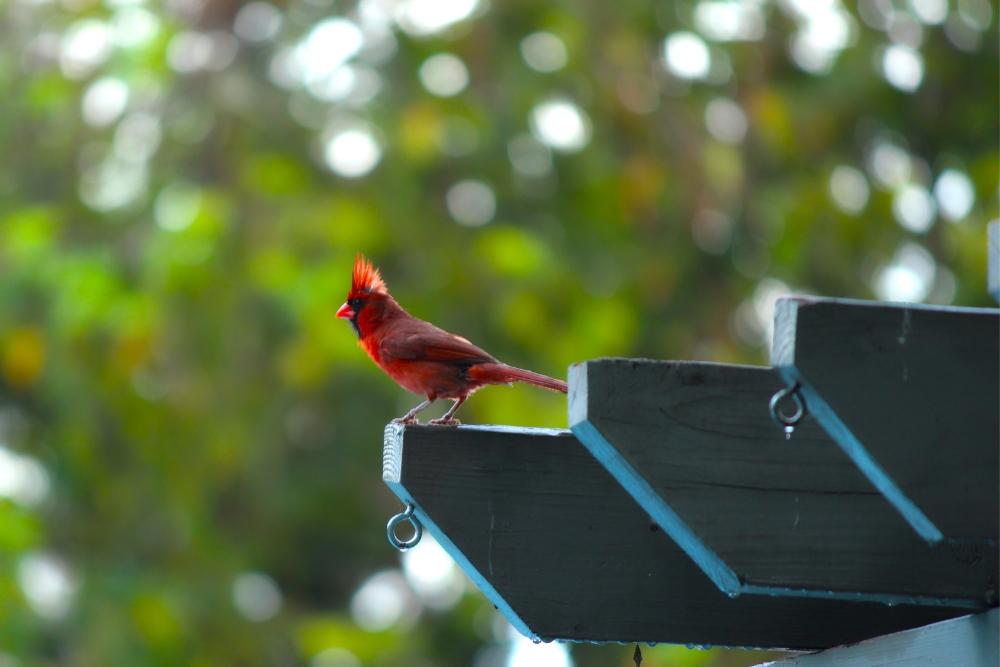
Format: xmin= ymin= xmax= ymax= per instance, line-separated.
xmin=387 ymin=503 xmax=422 ymax=551
xmin=769 ymin=383 xmax=807 ymax=439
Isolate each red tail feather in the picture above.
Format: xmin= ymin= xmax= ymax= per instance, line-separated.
xmin=471 ymin=364 xmax=567 ymax=393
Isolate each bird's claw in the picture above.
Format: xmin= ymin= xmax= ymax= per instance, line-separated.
xmin=392 ymin=417 xmax=420 ymax=425
xmin=429 ymin=418 xmax=461 ymax=426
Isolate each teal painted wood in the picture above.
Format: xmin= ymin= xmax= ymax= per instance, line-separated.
xmin=382 ymin=423 xmax=967 ymax=649
xmin=771 ymin=297 xmax=999 ymax=555
xmin=568 ymin=359 xmax=996 ymax=608
xmin=757 ymin=608 xmax=998 ymax=667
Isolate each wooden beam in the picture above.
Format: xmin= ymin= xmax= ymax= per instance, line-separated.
xmin=568 ymin=359 xmax=996 ymax=608
xmin=772 ymin=297 xmax=998 ymax=554
xmin=757 ymin=608 xmax=998 ymax=667
xmin=383 ymin=423 xmax=967 ymax=649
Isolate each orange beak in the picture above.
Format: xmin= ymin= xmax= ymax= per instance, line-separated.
xmin=336 ymin=302 xmax=354 ymax=320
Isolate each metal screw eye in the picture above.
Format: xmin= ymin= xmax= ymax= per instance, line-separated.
xmin=769 ymin=383 xmax=806 ymax=439
xmin=387 ymin=503 xmax=422 ymax=551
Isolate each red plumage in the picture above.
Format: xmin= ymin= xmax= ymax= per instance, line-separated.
xmin=337 ymin=254 xmax=567 ymax=425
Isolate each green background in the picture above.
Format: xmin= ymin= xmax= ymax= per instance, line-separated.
xmin=0 ymin=0 xmax=996 ymax=664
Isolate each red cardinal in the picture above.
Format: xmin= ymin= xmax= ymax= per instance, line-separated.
xmin=336 ymin=254 xmax=567 ymax=425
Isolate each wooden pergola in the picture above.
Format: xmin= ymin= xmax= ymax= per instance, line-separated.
xmin=382 ymin=240 xmax=1000 ymax=665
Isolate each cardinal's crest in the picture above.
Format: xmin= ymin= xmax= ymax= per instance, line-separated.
xmin=352 ymin=253 xmax=388 ymax=295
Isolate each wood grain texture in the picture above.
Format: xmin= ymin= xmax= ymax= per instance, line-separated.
xmin=770 ymin=297 xmax=999 ymax=545
xmin=568 ymin=358 xmax=996 ymax=607
xmin=384 ymin=424 xmax=966 ymax=649
xmin=757 ymin=608 xmax=998 ymax=667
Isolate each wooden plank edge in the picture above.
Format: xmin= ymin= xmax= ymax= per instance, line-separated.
xmin=770 ymin=300 xmax=945 ymax=545
xmin=382 ymin=422 xmax=564 ymax=643
xmin=738 ymin=583 xmax=988 ymax=610
xmin=569 ymin=362 xmax=986 ymax=609
xmin=771 ymin=296 xmax=999 ymax=371
xmin=755 ymin=608 xmax=998 ymax=667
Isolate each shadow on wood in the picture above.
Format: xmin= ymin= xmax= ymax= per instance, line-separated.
xmin=772 ymin=297 xmax=998 ymax=560
xmin=383 ymin=423 xmax=966 ymax=649
xmin=568 ymin=358 xmax=996 ymax=608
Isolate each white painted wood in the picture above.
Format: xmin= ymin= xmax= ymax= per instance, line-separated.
xmin=989 ymin=220 xmax=999 ymax=303
xmin=756 ymin=608 xmax=998 ymax=667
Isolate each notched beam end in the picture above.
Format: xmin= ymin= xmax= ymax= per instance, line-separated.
xmin=382 ymin=422 xmax=405 ymax=484
xmin=771 ymin=296 xmax=808 ymax=368
xmin=379 ymin=423 xmax=540 ymax=642
xmin=569 ymin=360 xmax=744 ymax=596
xmin=568 ymin=361 xmax=589 ymax=429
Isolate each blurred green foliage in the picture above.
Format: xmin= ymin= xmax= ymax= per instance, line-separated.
xmin=0 ymin=0 xmax=996 ymax=664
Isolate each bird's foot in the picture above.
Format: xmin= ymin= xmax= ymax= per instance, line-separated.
xmin=428 ymin=418 xmax=461 ymax=426
xmin=392 ymin=416 xmax=420 ymax=425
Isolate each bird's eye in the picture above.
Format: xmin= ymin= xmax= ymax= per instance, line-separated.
xmin=350 ymin=298 xmax=363 ymax=310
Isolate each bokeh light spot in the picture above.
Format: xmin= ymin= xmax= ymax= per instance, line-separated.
xmin=869 ymin=142 xmax=912 ymax=189
xmin=829 ymin=166 xmax=870 ymax=215
xmin=663 ymin=32 xmax=711 ymax=80
xmin=401 ymin=535 xmax=464 ymax=612
xmin=874 ymin=242 xmax=937 ymax=302
xmin=312 ymin=647 xmax=362 ymax=667
xmin=294 ymin=19 xmax=364 ymax=87
xmin=60 ymin=19 xmax=112 ymax=79
xmin=910 ymin=0 xmax=948 ymax=24
xmin=396 ymin=0 xmax=480 ymax=37
xmin=933 ymin=169 xmax=975 ymax=222
xmin=694 ymin=1 xmax=766 ymax=41
xmin=0 ymin=446 xmax=50 ymax=507
xmin=892 ymin=183 xmax=937 ymax=233
xmin=507 ymin=634 xmax=574 ymax=667
xmin=418 ymin=53 xmax=469 ymax=97
xmin=234 ymin=1 xmax=282 ymax=42
xmin=783 ymin=2 xmax=854 ymax=75
xmin=155 ymin=183 xmax=202 ymax=231
xmin=323 ymin=128 xmax=381 ymax=178
xmin=232 ymin=572 xmax=283 ymax=622
xmin=881 ymin=45 xmax=924 ymax=92
xmin=18 ymin=553 xmax=75 ymax=619
xmin=110 ymin=8 xmax=160 ymax=49
xmin=114 ymin=112 xmax=162 ymax=163
xmin=446 ymin=180 xmax=496 ymax=226
xmin=520 ymin=32 xmax=568 ymax=72
xmin=81 ymin=77 xmax=128 ymax=127
xmin=349 ymin=570 xmax=417 ymax=632
xmin=704 ymin=97 xmax=748 ymax=144
xmin=529 ymin=100 xmax=591 ymax=153
xmin=166 ymin=31 xmax=214 ymax=73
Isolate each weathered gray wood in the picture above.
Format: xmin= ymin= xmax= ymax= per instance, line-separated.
xmin=989 ymin=220 xmax=999 ymax=303
xmin=757 ymin=608 xmax=998 ymax=667
xmin=771 ymin=297 xmax=999 ymax=552
xmin=383 ymin=423 xmax=967 ymax=649
xmin=568 ymin=358 xmax=996 ymax=607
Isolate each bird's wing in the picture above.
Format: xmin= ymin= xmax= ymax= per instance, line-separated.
xmin=380 ymin=320 xmax=497 ymax=365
